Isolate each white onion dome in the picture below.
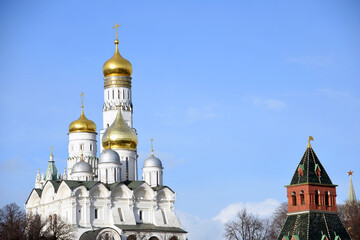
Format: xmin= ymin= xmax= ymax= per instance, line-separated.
xmin=99 ymin=149 xmax=120 ymax=164
xmin=72 ymin=161 xmax=93 ymax=173
xmin=143 ymin=155 xmax=163 ymax=168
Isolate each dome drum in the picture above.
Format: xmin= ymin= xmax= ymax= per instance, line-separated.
xmin=104 ymin=75 xmax=132 ymax=89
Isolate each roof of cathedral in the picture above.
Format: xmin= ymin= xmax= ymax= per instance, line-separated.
xmin=277 ymin=212 xmax=351 ymax=240
xmin=289 ymin=146 xmax=334 ymax=186
xmin=27 ymin=180 xmax=174 ymax=200
xmin=45 ymin=157 xmax=58 ymax=181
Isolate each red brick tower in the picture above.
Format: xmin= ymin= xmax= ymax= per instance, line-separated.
xmin=277 ymin=137 xmax=351 ymax=240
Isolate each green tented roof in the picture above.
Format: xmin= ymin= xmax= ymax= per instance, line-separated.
xmin=277 ymin=212 xmax=351 ymax=240
xmin=290 ymin=147 xmax=333 ymax=186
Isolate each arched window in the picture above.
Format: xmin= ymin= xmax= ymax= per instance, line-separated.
xmin=315 ymin=190 xmax=319 ymax=205
xmin=325 ymin=191 xmax=330 ymax=206
xmin=118 ymin=90 xmax=120 ymax=99
xmin=300 ymin=190 xmax=305 ymax=205
xmin=169 ymin=237 xmax=178 ymax=240
xmin=292 ymin=192 xmax=297 ymax=206
xmin=139 ymin=210 xmax=143 ymax=221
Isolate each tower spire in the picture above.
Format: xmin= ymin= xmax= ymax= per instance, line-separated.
xmin=151 ymin=138 xmax=154 ymax=156
xmin=347 ymin=170 xmax=356 ymax=203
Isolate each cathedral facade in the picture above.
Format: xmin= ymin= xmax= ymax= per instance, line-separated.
xmin=25 ymin=29 xmax=187 ymax=240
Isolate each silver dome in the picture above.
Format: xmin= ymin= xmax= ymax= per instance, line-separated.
xmin=72 ymin=161 xmax=93 ymax=173
xmin=143 ymin=155 xmax=163 ymax=168
xmin=99 ymin=149 xmax=120 ymax=164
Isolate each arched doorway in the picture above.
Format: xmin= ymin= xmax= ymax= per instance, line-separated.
xmin=127 ymin=235 xmax=137 ymax=240
xmin=149 ymin=237 xmax=159 ymax=240
xmin=169 ymin=237 xmax=178 ymax=240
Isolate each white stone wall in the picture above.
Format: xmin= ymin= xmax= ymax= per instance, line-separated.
xmin=98 ymin=162 xmax=121 ymax=184
xmin=25 ymin=181 xmax=185 ymax=240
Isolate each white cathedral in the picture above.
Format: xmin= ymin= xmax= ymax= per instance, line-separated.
xmin=25 ymin=29 xmax=187 ymax=240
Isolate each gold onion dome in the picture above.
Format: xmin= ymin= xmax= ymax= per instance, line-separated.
xmin=102 ymin=39 xmax=132 ymax=77
xmin=102 ymin=108 xmax=137 ymax=150
xmin=69 ymin=97 xmax=96 ymax=133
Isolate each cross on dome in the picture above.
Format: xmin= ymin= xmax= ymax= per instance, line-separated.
xmin=113 ymin=23 xmax=121 ymax=39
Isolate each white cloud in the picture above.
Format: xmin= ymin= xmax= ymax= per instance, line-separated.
xmin=176 ymin=210 xmax=224 ymax=240
xmin=175 ymin=199 xmax=281 ymax=240
xmin=253 ymin=98 xmax=286 ymax=110
xmin=212 ymin=198 xmax=280 ymax=224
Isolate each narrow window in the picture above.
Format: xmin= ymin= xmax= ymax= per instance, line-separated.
xmin=315 ymin=190 xmax=319 ymax=205
xmin=123 ymin=89 xmax=125 ymax=99
xmin=118 ymin=208 xmax=124 ymax=222
xmin=139 ymin=210 xmax=143 ymax=221
xmin=300 ymin=190 xmax=305 ymax=205
xmin=325 ymin=191 xmax=330 ymax=206
xmin=156 ymin=172 xmax=159 ymax=185
xmin=126 ymin=158 xmax=129 ymax=180
xmin=106 ymin=169 xmax=108 ymax=184
xmin=80 ymin=144 xmax=84 ymax=150
xmin=108 ymin=90 xmax=109 ymax=100
xmin=90 ymin=144 xmax=93 ymax=151
xmin=162 ymin=210 xmax=167 ymax=224
xmin=114 ymin=168 xmax=116 ymax=182
xmin=107 ymin=123 xmax=109 ymax=128
xmin=292 ymin=191 xmax=297 ymax=206
xmin=94 ymin=209 xmax=98 ymax=219
xmin=118 ymin=90 xmax=120 ymax=99
xmin=112 ymin=90 xmax=114 ymax=99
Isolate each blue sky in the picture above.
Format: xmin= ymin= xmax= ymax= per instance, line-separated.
xmin=0 ymin=1 xmax=359 ymax=239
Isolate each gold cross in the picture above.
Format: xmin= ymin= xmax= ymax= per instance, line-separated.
xmin=51 ymin=146 xmax=53 ymax=156
xmin=151 ymin=138 xmax=154 ymax=156
xmin=80 ymin=92 xmax=84 ymax=108
xmin=113 ymin=23 xmax=121 ymax=39
xmin=348 ymin=170 xmax=354 ymax=176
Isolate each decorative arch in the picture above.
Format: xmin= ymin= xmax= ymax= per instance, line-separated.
xmin=26 ymin=189 xmax=41 ymax=208
xmin=157 ymin=187 xmax=174 ymax=201
xmin=149 ymin=237 xmax=160 ymax=240
xmin=89 ymin=183 xmax=109 ymax=198
xmin=95 ymin=228 xmax=121 ymax=240
xmin=57 ymin=182 xmax=72 ymax=200
xmin=126 ymin=235 xmax=136 ymax=240
xmin=134 ymin=183 xmax=155 ymax=200
xmin=74 ymin=186 xmax=88 ymax=198
xmin=169 ymin=236 xmax=179 ymax=240
xmin=111 ymin=184 xmax=131 ymax=199
xmin=40 ymin=182 xmax=56 ymax=204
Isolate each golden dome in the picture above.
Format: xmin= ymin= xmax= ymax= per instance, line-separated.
xmin=102 ymin=108 xmax=137 ymax=150
xmin=103 ymin=39 xmax=132 ymax=77
xmin=69 ymin=107 xmax=96 ymax=133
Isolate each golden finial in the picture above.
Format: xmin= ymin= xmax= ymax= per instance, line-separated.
xmin=151 ymin=138 xmax=154 ymax=156
xmin=113 ymin=23 xmax=121 ymax=40
xmin=50 ymin=146 xmax=53 ymax=156
xmin=307 ymin=136 xmax=314 ymax=148
xmin=348 ymin=170 xmax=354 ymax=176
xmin=80 ymin=92 xmax=84 ymax=109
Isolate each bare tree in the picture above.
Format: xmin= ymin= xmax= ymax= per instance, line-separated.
xmin=0 ymin=202 xmax=26 ymax=240
xmin=338 ymin=201 xmax=360 ymax=240
xmin=42 ymin=215 xmax=74 ymax=240
xmin=224 ymin=209 xmax=271 ymax=240
xmin=268 ymin=202 xmax=288 ymax=240
xmin=26 ymin=213 xmax=47 ymax=240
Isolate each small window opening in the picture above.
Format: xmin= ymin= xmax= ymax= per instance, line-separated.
xmin=118 ymin=208 xmax=124 ymax=222
xmin=90 ymin=144 xmax=93 ymax=151
xmin=112 ymin=90 xmax=114 ymax=99
xmin=118 ymin=90 xmax=120 ymax=99
xmin=162 ymin=210 xmax=167 ymax=224
xmin=300 ymin=190 xmax=305 ymax=205
xmin=315 ymin=190 xmax=319 ymax=205
xmin=292 ymin=192 xmax=297 ymax=206
xmin=139 ymin=210 xmax=143 ymax=221
xmin=94 ymin=209 xmax=98 ymax=219
xmin=80 ymin=144 xmax=84 ymax=150
xmin=325 ymin=191 xmax=330 ymax=206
